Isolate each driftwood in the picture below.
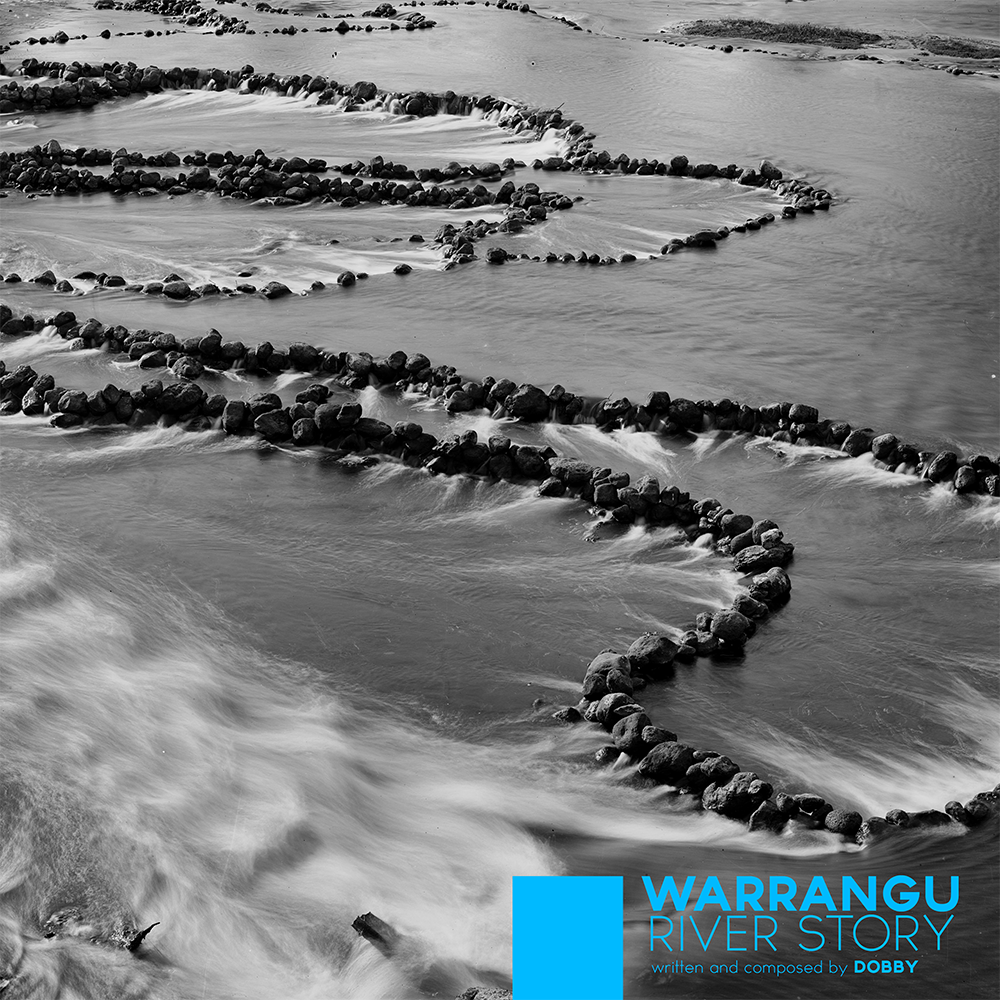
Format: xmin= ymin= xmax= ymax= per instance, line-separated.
xmin=351 ymin=911 xmax=512 ymax=999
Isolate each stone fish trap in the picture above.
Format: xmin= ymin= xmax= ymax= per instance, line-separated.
xmin=2 ymin=328 xmax=997 ymax=847
xmin=0 ymin=62 xmax=831 ymax=276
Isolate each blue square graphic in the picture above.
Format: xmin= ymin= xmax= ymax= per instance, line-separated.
xmin=513 ymin=875 xmax=623 ymax=1000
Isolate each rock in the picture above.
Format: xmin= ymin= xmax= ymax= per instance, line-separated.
xmin=292 ymin=417 xmax=318 ymax=446
xmin=788 ymin=402 xmax=818 ymax=423
xmin=709 ymin=609 xmax=751 ymax=644
xmin=841 ymin=428 xmax=873 ymax=457
xmin=611 ymin=712 xmax=652 ymax=756
xmin=637 ymin=742 xmax=697 ymax=784
xmin=962 ymin=799 xmax=991 ymax=824
xmin=944 ymin=801 xmax=971 ymax=825
xmin=549 ymin=457 xmax=594 ymax=486
xmin=640 ymin=726 xmax=677 ymax=752
xmin=870 ymin=433 xmax=898 ymax=462
xmin=157 ymin=382 xmax=205 ymax=414
xmin=262 ymin=281 xmax=292 ymax=299
xmin=702 ymin=773 xmax=773 ymax=820
xmin=594 ymin=746 xmax=619 ymax=766
xmin=733 ymin=594 xmax=768 ymax=619
xmin=594 ymin=482 xmax=619 ymax=507
xmin=583 ymin=650 xmax=631 ymax=692
xmin=909 ymin=809 xmax=953 ymax=828
xmin=248 ymin=392 xmax=283 ymax=419
xmin=202 ymin=394 xmax=227 ymax=417
xmin=794 ymin=794 xmax=827 ymax=814
xmin=775 ymin=792 xmax=799 ymax=817
xmin=505 ymin=384 xmax=550 ymax=421
xmin=747 ymin=566 xmax=791 ymax=605
xmin=551 ymin=707 xmax=582 ymax=724
xmin=594 ymin=693 xmax=641 ymax=728
xmin=733 ymin=543 xmax=794 ymax=574
xmin=759 ymin=159 xmax=782 ymax=181
xmin=824 ymin=809 xmax=863 ymax=838
xmin=57 ymin=390 xmax=88 ymax=415
xmin=924 ymin=451 xmax=958 ymax=483
xmin=626 ymin=634 xmax=678 ymax=674
xmin=171 ymin=356 xmax=204 ymax=380
xmin=254 ymin=409 xmax=293 ymax=442
xmin=953 ymin=465 xmax=977 ymax=493
xmin=537 ymin=477 xmax=566 ymax=497
xmin=162 ymin=280 xmax=192 ymax=299
xmin=685 ymin=755 xmax=739 ymax=794
xmin=222 ymin=399 xmax=249 ymax=434
xmin=354 ymin=417 xmax=392 ymax=440
xmin=748 ymin=800 xmax=787 ymax=833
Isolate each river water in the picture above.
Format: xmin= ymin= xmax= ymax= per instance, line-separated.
xmin=1 ymin=1 xmax=997 ymax=998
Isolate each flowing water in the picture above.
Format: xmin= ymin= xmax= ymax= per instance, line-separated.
xmin=1 ymin=1 xmax=998 ymax=998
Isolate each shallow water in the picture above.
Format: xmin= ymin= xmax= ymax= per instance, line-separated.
xmin=1 ymin=1 xmax=998 ymax=998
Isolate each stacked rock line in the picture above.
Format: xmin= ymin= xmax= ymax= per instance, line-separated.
xmin=0 ymin=357 xmax=792 ymax=559
xmin=0 ymin=60 xmax=567 ymax=136
xmin=538 ymin=148 xmax=833 ymax=217
xmin=92 ymin=0 xmax=249 ymax=33
xmin=3 ymin=304 xmax=996 ymax=495
xmin=0 ymin=55 xmax=834 ymax=208
xmin=374 ymin=359 xmax=1000 ymax=497
xmin=0 ymin=57 xmax=828 ymax=212
xmin=0 ymin=26 xmax=186 ymax=57
xmin=348 ymin=5 xmax=438 ymax=31
xmin=486 ymin=248 xmax=640 ymax=265
xmin=0 ymin=142 xmax=574 ymax=223
xmin=569 ymin=631 xmax=999 ymax=844
xmin=3 ymin=358 xmax=993 ymax=846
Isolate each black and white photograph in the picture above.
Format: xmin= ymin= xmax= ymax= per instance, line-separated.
xmin=1 ymin=1 xmax=998 ymax=998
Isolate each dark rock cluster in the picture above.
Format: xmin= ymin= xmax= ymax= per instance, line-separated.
xmin=571 ymin=634 xmax=999 ymax=842
xmin=0 ymin=141 xmax=573 ymax=218
xmin=2 ymin=316 xmax=997 ymax=845
xmin=2 ymin=305 xmax=995 ymax=494
xmin=91 ymin=0 xmax=249 ymax=33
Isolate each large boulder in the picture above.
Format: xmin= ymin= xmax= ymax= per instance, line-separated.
xmin=611 ymin=712 xmax=652 ymax=756
xmin=162 ymin=280 xmax=192 ymax=299
xmin=733 ymin=543 xmax=794 ymax=574
xmin=222 ymin=399 xmax=249 ymax=434
xmin=626 ymin=634 xmax=678 ymax=674
xmin=636 ymin=742 xmax=696 ymax=784
xmin=582 ymin=650 xmax=632 ymax=700
xmin=246 ymin=392 xmax=282 ymax=419
xmin=870 ymin=433 xmax=898 ymax=462
xmin=841 ymin=428 xmax=873 ymax=457
xmin=549 ymin=457 xmax=594 ymax=487
xmin=709 ymin=609 xmax=751 ymax=644
xmin=923 ymin=451 xmax=958 ymax=483
xmin=254 ymin=409 xmax=292 ymax=442
xmin=505 ymin=384 xmax=550 ymax=421
xmin=262 ymin=281 xmax=292 ymax=300
xmin=747 ymin=567 xmax=792 ymax=604
xmin=824 ymin=809 xmax=863 ymax=838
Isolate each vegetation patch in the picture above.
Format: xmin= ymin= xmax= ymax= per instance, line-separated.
xmin=914 ymin=35 xmax=1000 ymax=59
xmin=684 ymin=19 xmax=883 ymax=49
